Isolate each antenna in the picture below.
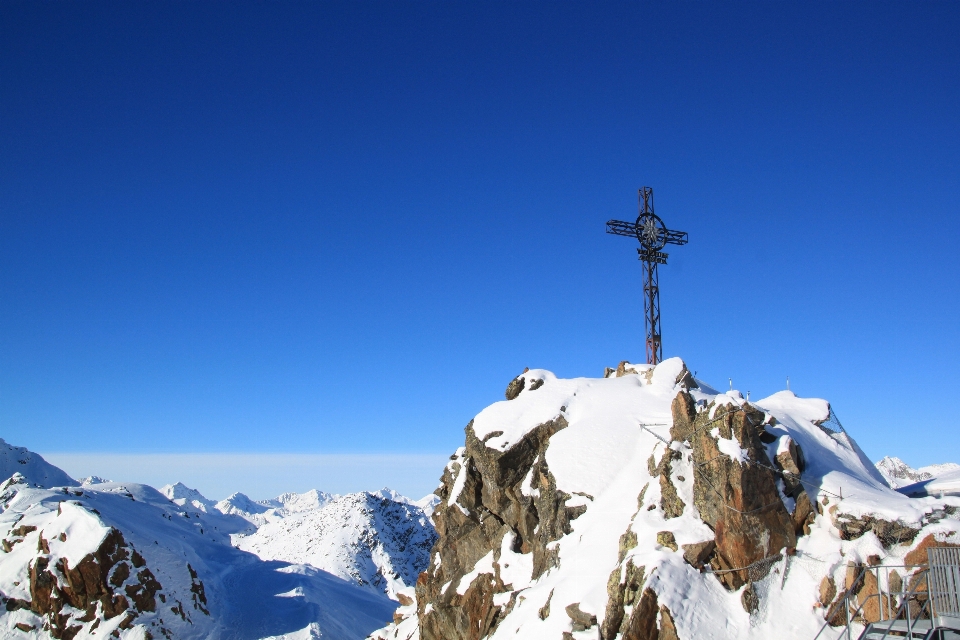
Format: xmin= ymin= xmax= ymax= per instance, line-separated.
xmin=729 ymin=378 xmax=733 ymax=391
xmin=786 ymin=376 xmax=790 ymax=391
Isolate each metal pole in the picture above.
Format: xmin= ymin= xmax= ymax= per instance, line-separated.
xmin=643 ymin=259 xmax=662 ymax=365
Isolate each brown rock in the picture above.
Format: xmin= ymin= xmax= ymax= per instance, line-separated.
xmin=621 ymin=588 xmax=659 ymax=640
xmin=741 ymin=582 xmax=758 ymax=614
xmin=656 ymin=531 xmax=678 ymax=552
xmin=857 ymin=569 xmax=882 ymax=623
xmin=658 ymin=605 xmax=680 ymax=640
xmin=819 ymin=576 xmax=836 ymax=607
xmin=824 ymin=589 xmax=850 ymax=627
xmin=505 ymin=375 xmax=525 ymax=400
xmin=565 ymin=602 xmax=597 ymax=631
xmin=670 ymin=392 xmax=698 ymax=442
xmin=616 ymin=361 xmax=640 ymax=377
xmin=905 ymin=533 xmax=960 ymax=567
xmin=397 ymin=592 xmax=414 ymax=607
xmin=845 ymin=561 xmax=864 ymax=592
xmin=792 ymin=490 xmax=816 ymax=536
xmin=601 ymin=560 xmax=645 ymax=640
xmin=538 ymin=589 xmax=553 ymax=620
xmin=678 ymin=393 xmax=796 ymax=590
xmin=833 ymin=513 xmax=920 ymax=547
xmin=418 ymin=415 xmax=578 ymax=640
xmin=682 ymin=540 xmax=716 ymax=569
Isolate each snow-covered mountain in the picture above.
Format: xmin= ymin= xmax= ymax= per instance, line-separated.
xmin=371 ymin=358 xmax=960 ymax=640
xmin=0 ymin=438 xmax=75 ymax=488
xmin=0 ymin=479 xmax=395 ymax=639
xmin=0 ymin=447 xmax=435 ymax=639
xmin=235 ymin=490 xmax=437 ymax=600
xmin=875 ymin=455 xmax=960 ymax=489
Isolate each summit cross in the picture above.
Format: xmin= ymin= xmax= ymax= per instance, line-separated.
xmin=606 ymin=187 xmax=689 ymax=365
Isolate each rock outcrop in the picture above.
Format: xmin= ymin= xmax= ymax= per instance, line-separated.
xmin=370 ymin=359 xmax=960 ymax=640
xmin=416 ymin=414 xmax=578 ymax=639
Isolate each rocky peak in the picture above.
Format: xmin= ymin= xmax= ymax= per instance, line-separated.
xmin=371 ymin=358 xmax=960 ymax=640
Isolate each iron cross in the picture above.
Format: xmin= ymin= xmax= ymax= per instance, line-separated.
xmin=606 ymin=187 xmax=688 ymax=365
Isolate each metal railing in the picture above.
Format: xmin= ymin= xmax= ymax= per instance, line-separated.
xmin=929 ymin=547 xmax=960 ymax=620
xmin=811 ymin=563 xmax=932 ymax=640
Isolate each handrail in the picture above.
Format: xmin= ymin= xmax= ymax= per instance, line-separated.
xmin=811 ymin=564 xmax=931 ymax=640
xmin=871 ymin=569 xmax=930 ymax=640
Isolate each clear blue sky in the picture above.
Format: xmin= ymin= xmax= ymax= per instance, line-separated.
xmin=2 ymin=2 xmax=958 ymax=498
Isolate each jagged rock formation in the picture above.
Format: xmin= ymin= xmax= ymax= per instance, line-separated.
xmin=370 ymin=358 xmax=960 ymax=640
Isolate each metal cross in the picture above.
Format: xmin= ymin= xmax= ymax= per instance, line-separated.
xmin=606 ymin=187 xmax=688 ymax=365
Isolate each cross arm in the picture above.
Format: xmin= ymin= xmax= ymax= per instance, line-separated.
xmin=606 ymin=219 xmax=689 ymax=246
xmin=664 ymin=229 xmax=688 ymax=245
xmin=605 ymin=219 xmax=637 ymax=237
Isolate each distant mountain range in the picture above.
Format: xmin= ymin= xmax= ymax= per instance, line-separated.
xmin=0 ymin=438 xmax=435 ymax=639
xmin=874 ymin=455 xmax=960 ymax=488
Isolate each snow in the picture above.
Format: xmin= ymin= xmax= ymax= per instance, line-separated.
xmin=0 ymin=438 xmax=75 ymax=488
xmin=234 ymin=490 xmax=436 ymax=601
xmin=370 ymin=356 xmax=960 ymax=640
xmin=0 ymin=451 xmax=435 ymax=639
xmin=876 ymin=456 xmax=960 ymax=491
xmin=714 ymin=429 xmax=750 ymax=464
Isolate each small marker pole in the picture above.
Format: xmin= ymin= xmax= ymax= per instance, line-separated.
xmin=787 ymin=376 xmax=790 ymax=391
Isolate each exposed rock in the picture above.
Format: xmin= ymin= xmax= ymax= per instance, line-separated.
xmin=564 ymin=602 xmax=597 ymax=631
xmin=774 ymin=437 xmax=805 ymax=496
xmin=658 ymin=605 xmax=680 ymax=640
xmin=819 ymin=576 xmax=836 ymax=607
xmin=621 ymin=587 xmax=659 ymax=640
xmin=24 ymin=527 xmax=166 ymax=638
xmin=856 ymin=569 xmax=883 ymax=623
xmin=657 ymin=448 xmax=685 ymax=519
xmin=601 ymin=559 xmax=645 ymax=640
xmin=529 ymin=378 xmax=544 ymax=391
xmin=833 ymin=513 xmax=920 ymax=547
xmin=681 ymin=539 xmax=716 ymax=569
xmin=672 ymin=392 xmax=796 ymax=590
xmin=619 ymin=529 xmax=639 ymax=563
xmin=656 ymin=531 xmax=677 ymax=552
xmin=417 ymin=415 xmax=581 ymax=640
xmin=905 ymin=533 xmax=960 ymax=567
xmin=741 ymin=582 xmax=759 ymax=614
xmin=505 ymin=376 xmax=525 ymax=401
xmin=538 ymin=589 xmax=553 ymax=620
xmin=792 ymin=490 xmax=816 ymax=536
xmin=616 ymin=361 xmax=642 ymax=378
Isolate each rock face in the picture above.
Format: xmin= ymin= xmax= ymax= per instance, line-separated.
xmin=672 ymin=393 xmax=797 ymax=589
xmin=416 ymin=415 xmax=577 ymax=639
xmin=1 ymin=498 xmax=202 ymax=639
xmin=370 ymin=358 xmax=960 ymax=640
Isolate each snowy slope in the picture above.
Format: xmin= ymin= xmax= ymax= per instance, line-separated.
xmin=0 ymin=478 xmax=396 ymax=639
xmin=371 ymin=357 xmax=960 ymax=640
xmin=0 ymin=439 xmax=75 ymax=488
xmin=236 ymin=491 xmax=437 ymax=600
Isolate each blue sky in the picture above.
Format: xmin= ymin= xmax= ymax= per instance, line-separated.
xmin=2 ymin=2 xmax=958 ymax=499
